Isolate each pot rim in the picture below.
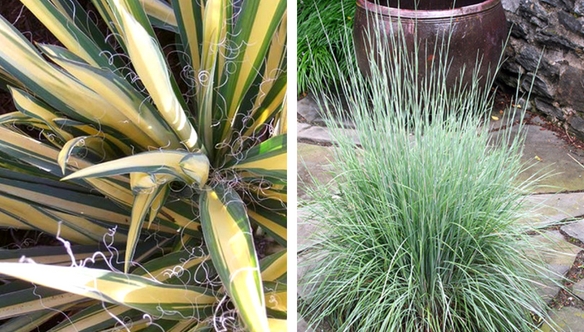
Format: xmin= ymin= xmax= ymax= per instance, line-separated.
xmin=356 ymin=0 xmax=502 ymax=18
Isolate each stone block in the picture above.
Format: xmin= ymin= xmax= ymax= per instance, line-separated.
xmin=525 ymin=231 xmax=579 ymax=302
xmin=541 ymin=0 xmax=571 ymax=10
xmin=522 ymin=194 xmax=584 ymax=226
xmin=573 ymin=278 xmax=584 ymax=300
xmin=559 ymin=66 xmax=584 ymax=108
xmin=561 ymin=220 xmax=584 ymax=243
xmin=518 ymin=47 xmax=567 ymax=81
xmin=558 ymin=11 xmax=583 ymax=33
xmin=502 ymin=0 xmax=522 ymax=12
xmin=509 ymin=19 xmax=529 ymax=38
xmin=496 ymin=70 xmax=520 ymax=89
xmin=519 ymin=1 xmax=551 ymax=22
xmin=535 ymin=29 xmax=578 ymax=50
xmin=576 ymin=0 xmax=584 ymax=16
xmin=568 ymin=113 xmax=584 ymax=140
xmin=297 ymin=95 xmax=323 ymax=125
xmin=297 ymin=143 xmax=339 ymax=201
xmin=539 ymin=307 xmax=584 ymax=331
xmin=521 ymin=73 xmax=555 ymax=99
xmin=533 ymin=98 xmax=563 ymax=119
xmin=516 ymin=45 xmax=545 ymax=72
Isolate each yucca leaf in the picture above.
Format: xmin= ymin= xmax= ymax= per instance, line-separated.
xmin=131 ymin=249 xmax=214 ymax=286
xmin=52 ymin=118 xmax=133 ymax=157
xmin=230 ymin=134 xmax=287 ymax=180
xmin=276 ymin=96 xmax=287 ymax=135
xmin=268 ymin=318 xmax=288 ymax=331
xmin=0 ymin=168 xmax=91 ymax=193
xmin=0 ymin=176 xmax=131 ymax=229
xmin=196 ymin=0 xmax=227 ymax=159
xmin=124 ymin=173 xmax=174 ymax=273
xmin=0 ymin=263 xmax=217 ymax=319
xmin=264 ymin=281 xmax=286 ymax=318
xmin=238 ymin=12 xmax=287 ymax=139
xmin=0 ymin=246 xmax=103 ymax=269
xmin=260 ymin=250 xmax=287 ymax=283
xmin=57 ymin=136 xmax=115 ymax=174
xmin=48 ymin=303 xmax=138 ymax=332
xmin=0 ymin=169 xmax=186 ymax=239
xmin=149 ymin=182 xmax=171 ymax=226
xmin=242 ymin=73 xmax=288 ymax=138
xmin=0 ymin=65 xmax=23 ymax=90
xmin=107 ymin=0 xmax=199 ymax=151
xmin=151 ymin=195 xmax=203 ymax=234
xmin=0 ymin=197 xmax=111 ymax=244
xmin=0 ymin=17 xmax=148 ymax=141
xmin=0 ymin=111 xmax=32 ymax=126
xmin=218 ymin=0 xmax=287 ymax=143
xmin=0 ymin=282 xmax=89 ymax=320
xmin=9 ymin=87 xmax=74 ymax=144
xmin=19 ymin=0 xmax=113 ymax=68
xmin=141 ymin=0 xmax=178 ymax=32
xmin=248 ymin=182 xmax=288 ymax=204
xmin=49 ymin=262 xmax=208 ymax=331
xmin=61 ymin=150 xmax=210 ymax=186
xmin=50 ymin=0 xmax=126 ymax=70
xmin=0 ymin=209 xmax=33 ymax=229
xmin=0 ymin=307 xmax=72 ymax=332
xmin=0 ymin=128 xmax=135 ymax=207
xmin=122 ymin=319 xmax=207 ymax=331
xmin=0 ymin=125 xmax=73 ymax=179
xmin=199 ymin=184 xmax=268 ymax=331
xmin=248 ymin=207 xmax=287 ymax=247
xmin=38 ymin=45 xmax=170 ymax=150
xmin=159 ymin=320 xmax=211 ymax=332
xmin=171 ymin=0 xmax=203 ymax=86
xmin=265 ymin=9 xmax=287 ymax=77
xmin=41 ymin=45 xmax=182 ymax=150
xmin=245 ymin=192 xmax=286 ymax=213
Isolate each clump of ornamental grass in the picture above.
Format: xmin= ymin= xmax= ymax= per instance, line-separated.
xmin=298 ymin=20 xmax=560 ymax=332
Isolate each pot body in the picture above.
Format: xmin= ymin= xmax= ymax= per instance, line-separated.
xmin=353 ymin=0 xmax=508 ymax=89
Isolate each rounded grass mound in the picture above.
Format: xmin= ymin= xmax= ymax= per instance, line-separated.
xmin=299 ymin=44 xmax=556 ymax=332
xmin=301 ymin=122 xmax=546 ymax=331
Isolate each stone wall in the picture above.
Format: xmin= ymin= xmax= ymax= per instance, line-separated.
xmin=498 ymin=0 xmax=584 ymax=139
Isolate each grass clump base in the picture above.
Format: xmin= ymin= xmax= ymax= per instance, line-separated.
xmin=299 ymin=24 xmax=560 ymax=332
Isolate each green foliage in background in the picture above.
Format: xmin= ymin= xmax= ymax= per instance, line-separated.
xmin=0 ymin=0 xmax=287 ymax=331
xmin=298 ymin=15 xmax=561 ymax=332
xmin=297 ymin=0 xmax=354 ymax=94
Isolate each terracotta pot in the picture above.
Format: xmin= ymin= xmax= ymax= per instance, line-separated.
xmin=353 ymin=0 xmax=508 ymax=89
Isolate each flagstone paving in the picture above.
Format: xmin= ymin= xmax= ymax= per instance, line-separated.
xmin=297 ymin=94 xmax=584 ymax=331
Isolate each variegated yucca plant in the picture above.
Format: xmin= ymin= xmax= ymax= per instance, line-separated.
xmin=0 ymin=0 xmax=286 ymax=331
